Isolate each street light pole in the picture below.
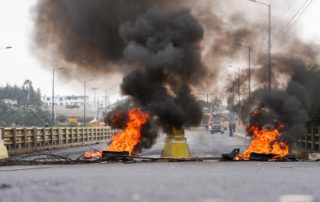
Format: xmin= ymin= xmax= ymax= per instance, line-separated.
xmin=52 ymin=68 xmax=55 ymax=127
xmin=249 ymin=0 xmax=271 ymax=90
xmin=92 ymin=87 xmax=97 ymax=114
xmin=51 ymin=67 xmax=63 ymax=127
xmin=237 ymin=66 xmax=240 ymax=105
xmin=84 ymin=80 xmax=86 ymax=127
xmin=236 ymin=44 xmax=252 ymax=98
xmin=248 ymin=46 xmax=251 ymax=97
xmin=228 ymin=64 xmax=241 ymax=123
xmin=268 ymin=3 xmax=271 ymax=90
xmin=237 ymin=66 xmax=241 ymax=125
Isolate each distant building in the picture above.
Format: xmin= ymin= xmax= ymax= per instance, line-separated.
xmin=1 ymin=99 xmax=17 ymax=106
xmin=41 ymin=95 xmax=115 ymax=119
xmin=42 ymin=95 xmax=89 ymax=107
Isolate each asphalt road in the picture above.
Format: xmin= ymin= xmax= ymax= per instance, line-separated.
xmin=26 ymin=128 xmax=249 ymax=159
xmin=1 ymin=128 xmax=320 ymax=202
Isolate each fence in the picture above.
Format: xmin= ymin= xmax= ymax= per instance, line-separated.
xmin=297 ymin=126 xmax=320 ymax=152
xmin=0 ymin=127 xmax=118 ymax=154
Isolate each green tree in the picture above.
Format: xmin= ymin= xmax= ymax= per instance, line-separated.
xmin=211 ymin=96 xmax=222 ymax=112
xmin=0 ymin=80 xmax=50 ymax=127
xmin=56 ymin=114 xmax=67 ymax=123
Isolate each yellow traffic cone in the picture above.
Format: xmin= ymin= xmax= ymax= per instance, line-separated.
xmin=161 ymin=127 xmax=191 ymax=158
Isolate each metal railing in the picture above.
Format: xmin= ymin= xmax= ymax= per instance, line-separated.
xmin=0 ymin=127 xmax=117 ymax=154
xmin=297 ymin=127 xmax=320 ymax=152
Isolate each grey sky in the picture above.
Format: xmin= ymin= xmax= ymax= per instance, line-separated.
xmin=0 ymin=0 xmax=319 ymax=100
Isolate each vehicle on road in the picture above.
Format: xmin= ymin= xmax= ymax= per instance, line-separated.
xmin=209 ymin=122 xmax=224 ymax=134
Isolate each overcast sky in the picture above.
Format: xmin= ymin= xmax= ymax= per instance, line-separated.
xmin=0 ymin=0 xmax=320 ymax=100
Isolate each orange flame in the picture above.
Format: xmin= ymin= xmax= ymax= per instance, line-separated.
xmin=236 ymin=125 xmax=289 ymax=160
xmin=84 ymin=108 xmax=149 ymax=158
xmin=107 ymin=108 xmax=149 ymax=154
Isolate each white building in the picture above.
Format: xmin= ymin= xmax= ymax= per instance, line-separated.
xmin=1 ymin=99 xmax=18 ymax=106
xmin=42 ymin=95 xmax=89 ymax=107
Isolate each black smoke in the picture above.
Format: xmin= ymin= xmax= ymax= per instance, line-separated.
xmin=32 ymin=0 xmax=320 ymax=150
xmin=241 ymin=55 xmax=320 ymax=145
xmin=33 ymin=0 xmax=206 ymax=150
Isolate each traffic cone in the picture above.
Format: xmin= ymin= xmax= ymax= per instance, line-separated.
xmin=161 ymin=127 xmax=191 ymax=158
xmin=0 ymin=130 xmax=9 ymax=160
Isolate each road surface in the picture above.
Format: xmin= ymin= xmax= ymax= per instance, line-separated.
xmin=1 ymin=128 xmax=319 ymax=202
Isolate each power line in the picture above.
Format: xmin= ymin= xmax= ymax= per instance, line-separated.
xmin=250 ymin=0 xmax=314 ymax=70
xmin=284 ymin=0 xmax=310 ymax=28
xmin=283 ymin=0 xmax=313 ymax=31
xmin=274 ymin=0 xmax=301 ymax=29
xmin=290 ymin=0 xmax=317 ymax=25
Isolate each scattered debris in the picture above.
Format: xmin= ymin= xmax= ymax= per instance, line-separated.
xmin=222 ymin=148 xmax=297 ymax=161
xmin=249 ymin=153 xmax=275 ymax=161
xmin=101 ymin=151 xmax=131 ymax=161
xmin=222 ymin=148 xmax=240 ymax=161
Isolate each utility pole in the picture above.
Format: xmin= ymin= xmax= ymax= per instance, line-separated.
xmin=232 ymin=80 xmax=235 ymax=108
xmin=52 ymin=67 xmax=64 ymax=127
xmin=104 ymin=89 xmax=107 ymax=109
xmin=52 ymin=68 xmax=55 ymax=127
xmin=249 ymin=0 xmax=271 ymax=90
xmin=97 ymin=99 xmax=101 ymax=123
xmin=268 ymin=3 xmax=271 ymax=91
xmin=237 ymin=66 xmax=241 ymax=125
xmin=83 ymin=81 xmax=86 ymax=127
xmin=92 ymin=88 xmax=97 ymax=118
xmin=248 ymin=46 xmax=251 ymax=98
xmin=237 ymin=66 xmax=240 ymax=105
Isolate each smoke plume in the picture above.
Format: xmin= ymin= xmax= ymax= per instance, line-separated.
xmin=33 ymin=0 xmax=206 ymax=150
xmin=32 ymin=0 xmax=320 ymax=149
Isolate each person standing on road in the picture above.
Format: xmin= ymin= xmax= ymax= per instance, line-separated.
xmin=229 ymin=121 xmax=234 ymax=137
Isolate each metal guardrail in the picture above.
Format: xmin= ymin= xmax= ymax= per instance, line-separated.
xmin=0 ymin=127 xmax=118 ymax=154
xmin=298 ymin=127 xmax=320 ymax=152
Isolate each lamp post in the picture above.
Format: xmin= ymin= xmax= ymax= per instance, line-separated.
xmin=248 ymin=46 xmax=251 ymax=97
xmin=237 ymin=44 xmax=252 ymax=98
xmin=92 ymin=87 xmax=97 ymax=118
xmin=91 ymin=87 xmax=99 ymax=123
xmin=229 ymin=65 xmax=241 ymax=124
xmin=83 ymin=79 xmax=93 ymax=127
xmin=249 ymin=0 xmax=271 ymax=90
xmin=52 ymin=67 xmax=64 ymax=127
xmin=84 ymin=80 xmax=87 ymax=127
xmin=104 ymin=87 xmax=112 ymax=111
